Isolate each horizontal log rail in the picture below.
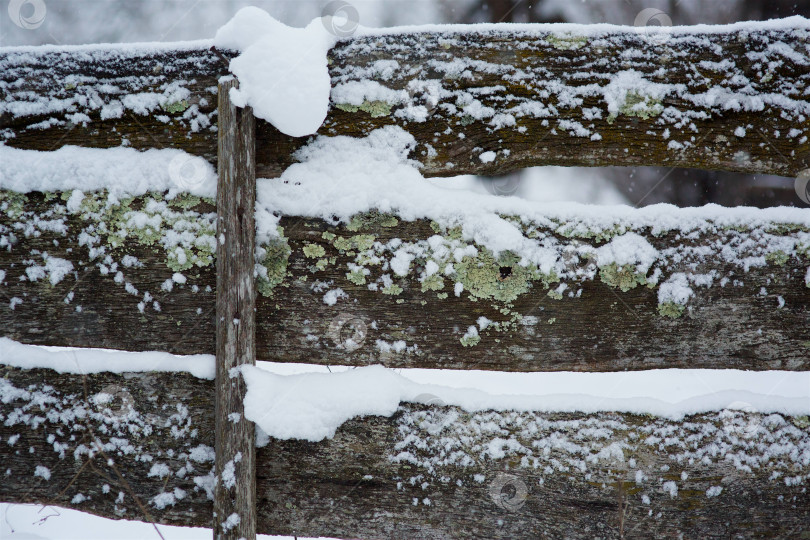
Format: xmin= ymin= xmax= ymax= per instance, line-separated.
xmin=1 ymin=193 xmax=809 ymax=371
xmin=1 ymin=20 xmax=809 ymax=178
xmin=1 ymin=366 xmax=809 ymax=539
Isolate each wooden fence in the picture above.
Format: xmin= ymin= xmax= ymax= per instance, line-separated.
xmin=2 ymin=19 xmax=810 ymax=539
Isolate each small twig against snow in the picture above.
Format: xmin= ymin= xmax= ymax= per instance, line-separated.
xmin=37 ymin=458 xmax=92 ymax=513
xmin=78 ymin=375 xmax=167 ymax=540
xmin=90 ymin=439 xmax=167 ymax=540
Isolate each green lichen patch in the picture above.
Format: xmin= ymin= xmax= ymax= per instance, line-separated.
xmin=256 ymin=227 xmax=291 ymax=297
xmin=335 ymin=100 xmax=393 ymax=117
xmin=762 ymin=223 xmax=810 ymax=235
xmin=0 ymin=191 xmax=27 ymax=219
xmin=547 ymin=288 xmax=563 ymax=300
xmin=65 ymin=191 xmax=217 ymax=272
xmin=346 ymin=269 xmax=368 ymax=285
xmin=382 ymin=282 xmax=403 ymax=295
xmin=333 ymin=234 xmax=376 ymax=253
xmin=455 ymin=249 xmax=532 ymax=303
xmin=346 ymin=211 xmax=399 ymax=231
xmin=303 ymin=243 xmax=326 ymax=259
xmin=460 ymin=333 xmax=481 ymax=347
xmin=599 ymin=263 xmax=647 ymax=292
xmin=549 ymin=220 xmax=627 ymax=243
xmin=315 ymin=258 xmax=329 ymax=271
xmin=162 ymin=100 xmax=189 ymax=114
xmin=333 ymin=237 xmax=353 ymax=252
xmin=609 ymin=91 xmax=664 ymax=123
xmin=546 ymin=33 xmax=588 ymax=50
xmin=356 ymin=251 xmax=383 ymax=266
xmin=658 ymin=301 xmax=686 ymax=319
xmin=420 ymin=274 xmax=445 ymax=292
xmin=167 ymin=194 xmax=203 ymax=210
xmin=765 ymin=250 xmax=789 ymax=266
xmin=429 ymin=221 xmax=463 ymax=240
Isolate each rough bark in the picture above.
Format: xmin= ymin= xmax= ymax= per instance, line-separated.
xmin=2 ymin=22 xmax=809 ymax=178
xmin=2 ymin=367 xmax=809 ymax=539
xmin=0 ymin=46 xmax=227 ymax=163
xmin=1 ymin=194 xmax=809 ymax=372
xmin=0 ymin=366 xmax=216 ymax=529
xmin=214 ymin=77 xmax=256 ymax=540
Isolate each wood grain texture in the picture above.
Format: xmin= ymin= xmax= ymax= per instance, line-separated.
xmin=2 ymin=23 xmax=809 ymax=178
xmin=1 ymin=195 xmax=808 ymax=372
xmin=214 ymin=77 xmax=256 ymax=540
xmin=0 ymin=366 xmax=216 ymax=529
xmin=2 ymin=367 xmax=809 ymax=539
xmin=0 ymin=46 xmax=228 ymax=162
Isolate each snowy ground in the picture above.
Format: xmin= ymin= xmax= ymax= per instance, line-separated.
xmin=0 ymin=503 xmax=335 ymax=540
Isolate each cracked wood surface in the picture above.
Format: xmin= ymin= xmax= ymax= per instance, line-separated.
xmin=213 ymin=76 xmax=256 ymax=540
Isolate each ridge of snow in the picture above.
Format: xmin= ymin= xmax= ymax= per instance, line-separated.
xmin=4 ymin=339 xmax=807 ymax=444
xmin=0 ymin=145 xmax=216 ymax=199
xmin=0 ymin=39 xmax=214 ymax=54
xmin=256 ymin=125 xmax=810 ymax=256
xmin=1 ymin=15 xmax=805 ymax=56
xmin=0 ymin=338 xmax=215 ymax=379
xmin=241 ymin=363 xmax=810 ymax=442
xmin=2 ymin=136 xmax=808 ymax=283
xmin=352 ymin=15 xmax=810 ymax=38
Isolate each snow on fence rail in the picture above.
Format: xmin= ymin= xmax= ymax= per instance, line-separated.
xmin=1 ymin=13 xmax=810 ymax=540
xmin=1 ymin=16 xmax=809 ymax=177
xmin=2 ymin=366 xmax=810 ymax=539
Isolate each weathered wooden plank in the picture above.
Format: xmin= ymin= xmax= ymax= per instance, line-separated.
xmin=1 ymin=193 xmax=809 ymax=371
xmin=2 ymin=21 xmax=809 ymax=177
xmin=0 ymin=366 xmax=216 ymax=528
xmin=0 ymin=46 xmax=228 ymax=163
xmin=214 ymin=77 xmax=256 ymax=540
xmin=2 ymin=367 xmax=809 ymax=538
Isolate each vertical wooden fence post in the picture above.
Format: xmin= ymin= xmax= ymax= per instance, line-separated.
xmin=214 ymin=76 xmax=257 ymax=540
